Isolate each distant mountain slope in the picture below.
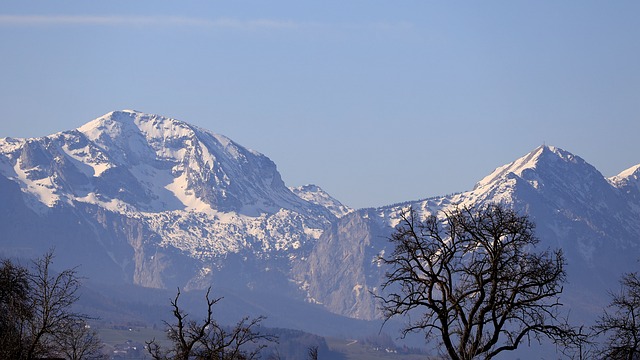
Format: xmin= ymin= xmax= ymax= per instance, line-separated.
xmin=289 ymin=184 xmax=352 ymax=218
xmin=610 ymin=163 xmax=640 ymax=208
xmin=0 ymin=110 xmax=342 ymax=292
xmin=2 ymin=112 xmax=640 ymax=340
xmin=0 ymin=110 xmax=331 ymax=217
xmin=296 ymin=145 xmax=640 ymax=320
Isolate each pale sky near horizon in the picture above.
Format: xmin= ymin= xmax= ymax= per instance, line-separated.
xmin=1 ymin=1 xmax=639 ymax=209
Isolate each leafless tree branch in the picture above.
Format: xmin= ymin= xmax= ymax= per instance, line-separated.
xmin=147 ymin=286 xmax=276 ymax=360
xmin=378 ymin=204 xmax=584 ymax=359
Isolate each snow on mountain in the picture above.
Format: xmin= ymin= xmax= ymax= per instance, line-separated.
xmin=71 ymin=110 xmax=327 ymax=215
xmin=0 ymin=110 xmax=338 ymax=289
xmin=0 ymin=110 xmax=325 ymax=216
xmin=290 ymin=184 xmax=352 ymax=218
xmin=610 ymin=164 xmax=640 ymax=211
xmin=296 ymin=145 xmax=640 ymax=321
xmin=611 ymin=163 xmax=640 ymax=185
xmin=3 ymin=110 xmax=640 ymax=344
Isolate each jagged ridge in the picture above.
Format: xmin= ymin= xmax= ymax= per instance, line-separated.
xmin=0 ymin=110 xmax=343 ymax=290
xmin=3 ymin=113 xmax=640 ymax=330
xmin=295 ymin=145 xmax=640 ymax=319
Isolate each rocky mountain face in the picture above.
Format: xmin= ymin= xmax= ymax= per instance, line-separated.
xmin=0 ymin=110 xmax=343 ymax=293
xmin=1 ymin=112 xmax=640 ymax=331
xmin=294 ymin=145 xmax=640 ymax=320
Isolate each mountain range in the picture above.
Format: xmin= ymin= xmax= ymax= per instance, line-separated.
xmin=2 ymin=110 xmax=640 ymax=354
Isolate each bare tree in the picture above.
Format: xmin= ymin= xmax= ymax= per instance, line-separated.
xmin=594 ymin=272 xmax=640 ymax=359
xmin=307 ymin=346 xmax=318 ymax=360
xmin=146 ymin=287 xmax=215 ymax=360
xmin=54 ymin=320 xmax=106 ymax=360
xmin=0 ymin=258 xmax=31 ymax=359
xmin=0 ymin=251 xmax=104 ymax=359
xmin=147 ymin=287 xmax=276 ymax=360
xmin=379 ymin=204 xmax=581 ymax=359
xmin=24 ymin=251 xmax=91 ymax=359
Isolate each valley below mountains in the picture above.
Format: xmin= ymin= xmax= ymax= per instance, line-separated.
xmin=2 ymin=110 xmax=640 ymax=355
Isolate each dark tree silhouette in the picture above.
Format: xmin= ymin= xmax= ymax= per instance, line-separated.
xmin=147 ymin=287 xmax=276 ymax=360
xmin=594 ymin=272 xmax=640 ymax=359
xmin=54 ymin=320 xmax=106 ymax=360
xmin=307 ymin=345 xmax=318 ymax=360
xmin=24 ymin=251 xmax=91 ymax=359
xmin=0 ymin=251 xmax=103 ymax=359
xmin=379 ymin=204 xmax=581 ymax=359
xmin=0 ymin=258 xmax=31 ymax=359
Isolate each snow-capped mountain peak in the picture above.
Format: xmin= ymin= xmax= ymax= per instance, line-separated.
xmin=474 ymin=145 xmax=586 ymax=190
xmin=296 ymin=144 xmax=640 ymax=322
xmin=34 ymin=110 xmax=322 ymax=215
xmin=4 ymin=112 xmax=640 ymax=342
xmin=610 ymin=163 xmax=640 ymax=209
xmin=464 ymin=145 xmax=612 ymax=207
xmin=610 ymin=163 xmax=640 ymax=187
xmin=0 ymin=111 xmax=340 ymax=268
xmin=290 ymin=184 xmax=353 ymax=218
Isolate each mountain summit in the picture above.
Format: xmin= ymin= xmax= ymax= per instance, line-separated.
xmin=296 ymin=145 xmax=640 ymax=319
xmin=10 ymin=110 xmax=328 ymax=216
xmin=0 ymin=110 xmax=340 ymax=290
xmin=475 ymin=145 xmax=613 ymax=201
xmin=1 ymin=112 xmax=640 ymax=337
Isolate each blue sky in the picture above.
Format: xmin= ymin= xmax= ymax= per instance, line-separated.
xmin=1 ymin=1 xmax=639 ymax=209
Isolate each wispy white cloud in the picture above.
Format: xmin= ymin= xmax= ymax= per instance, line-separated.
xmin=0 ymin=14 xmax=300 ymax=29
xmin=0 ymin=14 xmax=412 ymax=32
xmin=210 ymin=18 xmax=299 ymax=30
